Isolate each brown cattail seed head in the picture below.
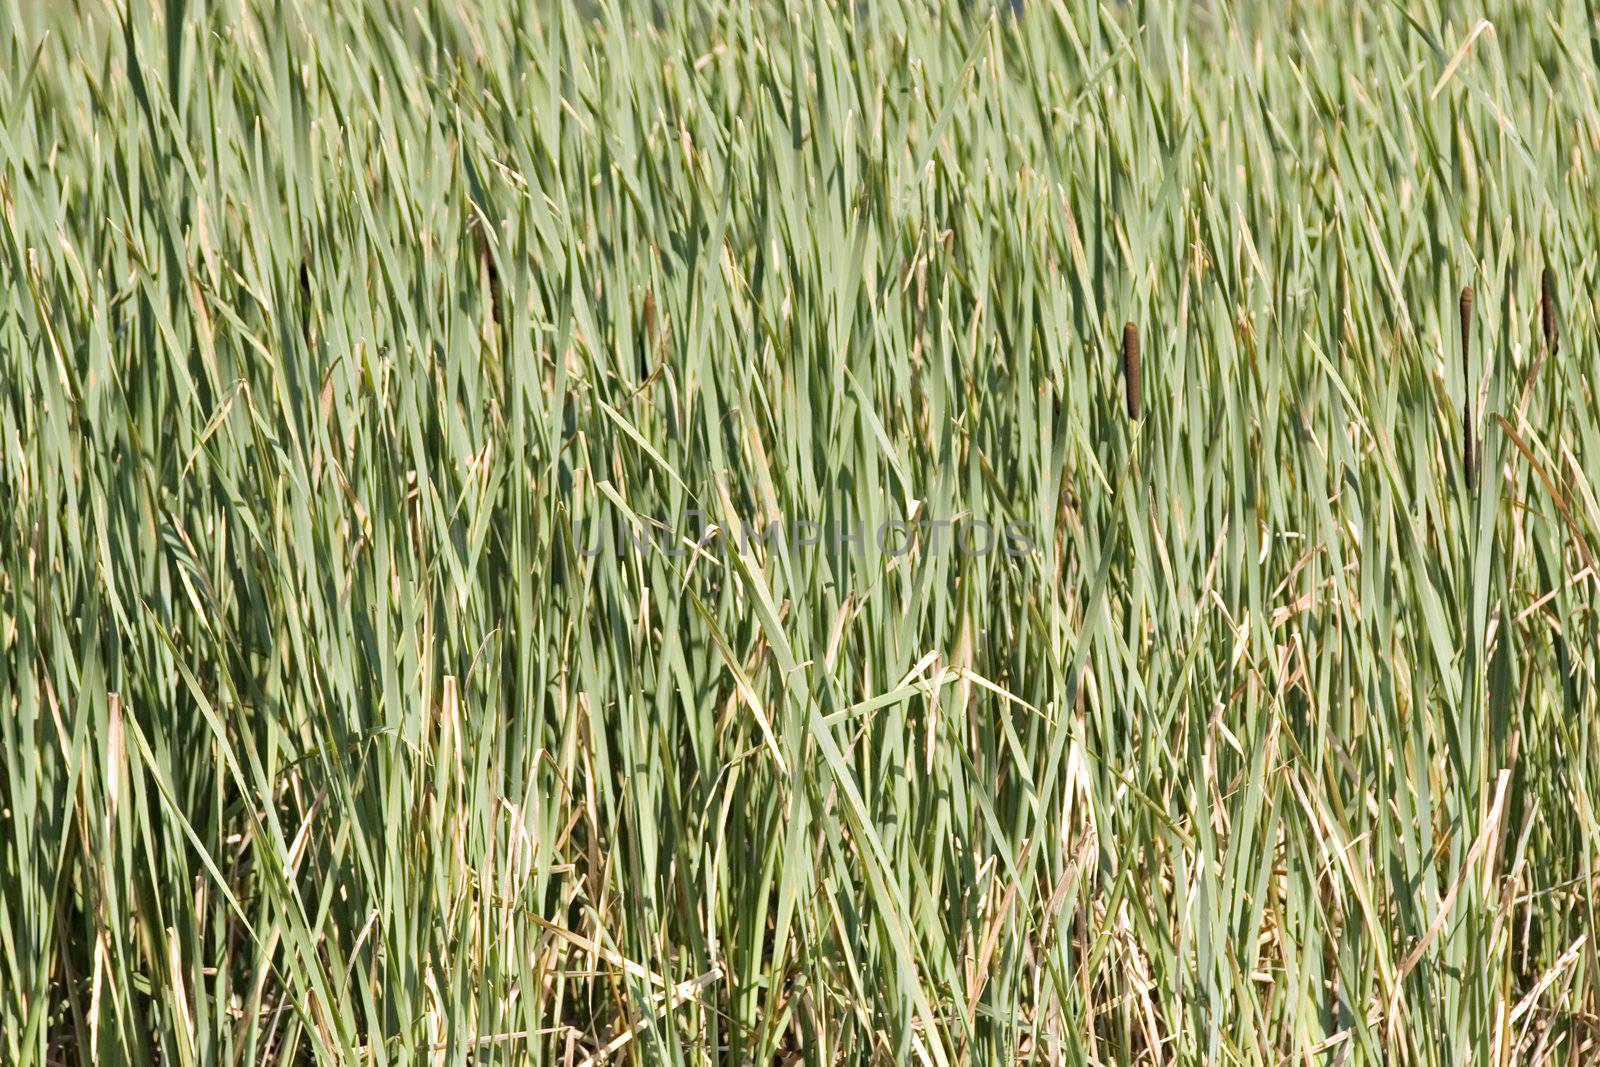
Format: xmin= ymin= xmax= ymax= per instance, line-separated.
xmin=472 ymin=218 xmax=503 ymax=332
xmin=297 ymin=258 xmax=313 ymax=346
xmin=1460 ymin=285 xmax=1475 ymax=490
xmin=1122 ymin=320 xmax=1141 ymax=421
xmin=1541 ymin=267 xmax=1559 ymax=356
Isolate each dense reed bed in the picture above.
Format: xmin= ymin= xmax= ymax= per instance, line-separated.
xmin=2 ymin=1 xmax=1598 ymax=1063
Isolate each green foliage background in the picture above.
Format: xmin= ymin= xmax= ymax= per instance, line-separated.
xmin=2 ymin=0 xmax=1598 ymax=1063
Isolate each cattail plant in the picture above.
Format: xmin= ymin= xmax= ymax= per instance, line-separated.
xmin=471 ymin=215 xmax=504 ymax=337
xmin=643 ymin=290 xmax=659 ymax=350
xmin=642 ymin=289 xmax=661 ymax=381
xmin=1122 ymin=320 xmax=1141 ymax=421
xmin=1541 ymin=266 xmax=1559 ymax=357
xmin=1517 ymin=265 xmax=1558 ymax=417
xmin=297 ymin=257 xmax=314 ymax=347
xmin=1461 ymin=285 xmax=1475 ymax=490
